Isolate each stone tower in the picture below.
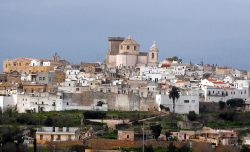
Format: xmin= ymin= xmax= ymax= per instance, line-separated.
xmin=53 ymin=52 xmax=60 ymax=62
xmin=148 ymin=41 xmax=159 ymax=67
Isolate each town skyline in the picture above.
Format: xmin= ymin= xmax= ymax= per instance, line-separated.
xmin=1 ymin=0 xmax=250 ymax=70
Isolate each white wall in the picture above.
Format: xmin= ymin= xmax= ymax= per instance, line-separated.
xmin=156 ymin=94 xmax=199 ymax=114
xmin=0 ymin=94 xmax=17 ymax=111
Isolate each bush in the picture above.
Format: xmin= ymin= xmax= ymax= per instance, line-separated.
xmin=226 ymin=98 xmax=245 ymax=108
xmin=16 ymin=114 xmax=39 ymax=125
xmin=219 ymin=112 xmax=235 ymax=121
xmin=219 ymin=101 xmax=226 ymax=110
xmin=83 ymin=111 xmax=106 ymax=119
xmin=150 ymin=124 xmax=162 ymax=140
xmin=187 ymin=111 xmax=197 ymax=121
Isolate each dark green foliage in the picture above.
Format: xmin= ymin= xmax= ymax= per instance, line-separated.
xmin=219 ymin=101 xmax=226 ymax=110
xmin=16 ymin=114 xmax=39 ymax=125
xmin=101 ymin=130 xmax=117 ymax=139
xmin=166 ymin=56 xmax=182 ymax=63
xmin=167 ymin=142 xmax=176 ymax=152
xmin=44 ymin=116 xmax=54 ymax=126
xmin=0 ymin=126 xmax=24 ymax=145
xmin=83 ymin=111 xmax=106 ymax=119
xmin=150 ymin=124 xmax=162 ymax=140
xmin=241 ymin=145 xmax=250 ymax=152
xmin=226 ymin=98 xmax=245 ymax=108
xmin=187 ymin=111 xmax=197 ymax=121
xmin=219 ymin=112 xmax=235 ymax=121
xmin=178 ymin=144 xmax=191 ymax=152
xmin=145 ymin=145 xmax=154 ymax=152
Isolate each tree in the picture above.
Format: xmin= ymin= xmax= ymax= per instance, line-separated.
xmin=150 ymin=124 xmax=162 ymax=140
xmin=167 ymin=142 xmax=176 ymax=152
xmin=226 ymin=98 xmax=245 ymax=108
xmin=219 ymin=112 xmax=235 ymax=121
xmin=187 ymin=111 xmax=197 ymax=121
xmin=145 ymin=145 xmax=154 ymax=152
xmin=241 ymin=145 xmax=250 ymax=152
xmin=219 ymin=101 xmax=226 ymax=110
xmin=169 ymin=86 xmax=180 ymax=114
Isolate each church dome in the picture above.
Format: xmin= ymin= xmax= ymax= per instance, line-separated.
xmin=120 ymin=35 xmax=139 ymax=45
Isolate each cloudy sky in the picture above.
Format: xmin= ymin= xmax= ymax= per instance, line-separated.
xmin=0 ymin=0 xmax=250 ymax=70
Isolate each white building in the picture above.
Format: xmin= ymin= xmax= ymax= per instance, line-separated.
xmin=30 ymin=59 xmax=41 ymax=67
xmin=17 ymin=93 xmax=63 ymax=113
xmin=0 ymin=94 xmax=17 ymax=111
xmin=155 ymin=93 xmax=199 ymax=114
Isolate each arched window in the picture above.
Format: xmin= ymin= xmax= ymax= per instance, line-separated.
xmin=152 ymin=53 xmax=155 ymax=59
xmin=134 ymin=46 xmax=136 ymax=50
xmin=127 ymin=45 xmax=130 ymax=50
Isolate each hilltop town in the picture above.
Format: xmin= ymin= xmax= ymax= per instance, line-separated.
xmin=1 ymin=36 xmax=250 ymax=152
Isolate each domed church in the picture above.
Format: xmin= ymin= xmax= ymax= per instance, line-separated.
xmin=105 ymin=36 xmax=159 ymax=68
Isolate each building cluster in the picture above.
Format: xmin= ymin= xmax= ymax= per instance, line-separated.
xmin=0 ymin=36 xmax=250 ymax=115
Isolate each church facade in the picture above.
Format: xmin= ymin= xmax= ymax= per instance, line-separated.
xmin=105 ymin=36 xmax=159 ymax=68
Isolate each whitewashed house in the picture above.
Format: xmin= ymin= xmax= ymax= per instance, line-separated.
xmin=17 ymin=92 xmax=63 ymax=113
xmin=155 ymin=91 xmax=199 ymax=114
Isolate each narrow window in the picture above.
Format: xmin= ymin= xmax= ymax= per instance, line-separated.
xmin=127 ymin=45 xmax=130 ymax=50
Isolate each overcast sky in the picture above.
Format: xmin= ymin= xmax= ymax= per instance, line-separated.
xmin=1 ymin=0 xmax=250 ymax=71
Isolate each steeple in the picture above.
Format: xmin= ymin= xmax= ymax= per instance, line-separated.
xmin=150 ymin=41 xmax=159 ymax=52
xmin=148 ymin=41 xmax=159 ymax=67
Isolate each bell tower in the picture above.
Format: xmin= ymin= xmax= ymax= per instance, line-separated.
xmin=148 ymin=41 xmax=159 ymax=67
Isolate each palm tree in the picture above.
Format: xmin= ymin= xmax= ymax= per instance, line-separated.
xmin=169 ymin=86 xmax=180 ymax=114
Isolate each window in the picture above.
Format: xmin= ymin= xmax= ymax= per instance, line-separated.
xmin=39 ymin=77 xmax=42 ymax=80
xmin=76 ymin=88 xmax=79 ymax=91
xmin=57 ymin=135 xmax=61 ymax=140
xmin=184 ymin=100 xmax=189 ymax=103
xmin=43 ymin=77 xmax=45 ymax=80
xmin=192 ymin=100 xmax=195 ymax=103
xmin=40 ymin=135 xmax=43 ymax=140
xmin=127 ymin=135 xmax=129 ymax=139
xmin=68 ymin=135 xmax=72 ymax=140
xmin=66 ymin=127 xmax=69 ymax=132
xmin=152 ymin=53 xmax=155 ymax=59
xmin=126 ymin=45 xmax=130 ymax=50
xmin=134 ymin=46 xmax=136 ymax=50
xmin=59 ymin=127 xmax=63 ymax=132
xmin=51 ymin=135 xmax=54 ymax=141
xmin=66 ymin=102 xmax=69 ymax=106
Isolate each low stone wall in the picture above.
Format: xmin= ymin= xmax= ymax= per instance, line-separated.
xmin=87 ymin=138 xmax=186 ymax=150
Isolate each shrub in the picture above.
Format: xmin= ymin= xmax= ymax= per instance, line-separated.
xmin=219 ymin=101 xmax=226 ymax=110
xmin=83 ymin=111 xmax=106 ymax=119
xmin=187 ymin=111 xmax=197 ymax=121
xmin=226 ymin=98 xmax=245 ymax=108
xmin=150 ymin=124 xmax=162 ymax=140
xmin=219 ymin=112 xmax=235 ymax=121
